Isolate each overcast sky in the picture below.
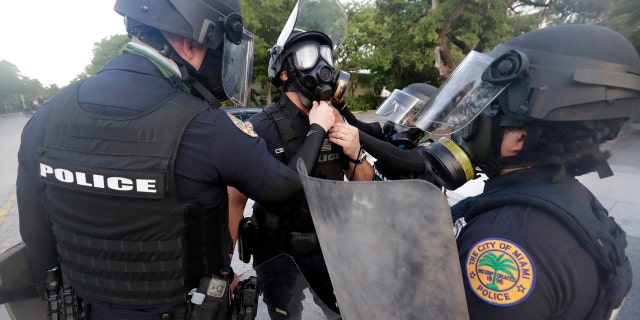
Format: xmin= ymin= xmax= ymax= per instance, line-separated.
xmin=0 ymin=0 xmax=124 ymax=87
xmin=0 ymin=0 xmax=361 ymax=88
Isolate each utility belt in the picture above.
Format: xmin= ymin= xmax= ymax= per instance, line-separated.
xmin=44 ymin=268 xmax=259 ymax=320
xmin=240 ymin=207 xmax=319 ymax=262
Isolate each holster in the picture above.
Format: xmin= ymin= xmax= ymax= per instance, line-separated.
xmin=253 ymin=206 xmax=319 ymax=256
xmin=230 ymin=277 xmax=259 ymax=320
xmin=238 ymin=217 xmax=258 ymax=264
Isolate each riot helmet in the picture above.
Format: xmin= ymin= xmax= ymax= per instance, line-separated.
xmin=376 ymin=83 xmax=438 ymax=149
xmin=114 ymin=0 xmax=254 ymax=106
xmin=268 ymin=0 xmax=349 ymax=107
xmin=416 ymin=24 xmax=640 ymax=189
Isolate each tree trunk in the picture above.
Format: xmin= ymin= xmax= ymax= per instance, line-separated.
xmin=435 ymin=0 xmax=470 ymax=80
xmin=266 ymin=81 xmax=272 ymax=105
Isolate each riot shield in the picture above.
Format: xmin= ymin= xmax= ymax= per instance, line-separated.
xmin=242 ymin=253 xmax=340 ymax=320
xmin=297 ymin=159 xmax=469 ymax=320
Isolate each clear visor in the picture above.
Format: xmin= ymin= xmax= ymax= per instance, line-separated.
xmin=413 ymin=51 xmax=508 ymax=134
xmin=293 ymin=44 xmax=333 ymax=70
xmin=376 ymin=89 xmax=428 ymax=126
xmin=222 ymin=29 xmax=255 ymax=107
xmin=276 ymin=0 xmax=347 ymax=51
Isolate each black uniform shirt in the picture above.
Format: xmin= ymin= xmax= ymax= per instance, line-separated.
xmin=456 ymin=168 xmax=599 ymax=319
xmin=16 ymin=52 xmax=305 ymax=314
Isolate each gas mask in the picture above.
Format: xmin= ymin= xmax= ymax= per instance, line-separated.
xmin=287 ymin=43 xmax=349 ymax=107
xmin=376 ymin=83 xmax=436 ymax=149
xmin=382 ymin=121 xmax=426 ymax=150
xmin=410 ymin=50 xmax=530 ymax=190
xmin=191 ymin=46 xmax=226 ymax=102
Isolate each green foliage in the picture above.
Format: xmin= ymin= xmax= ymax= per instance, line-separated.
xmin=85 ymin=35 xmax=130 ymax=76
xmin=241 ymin=0 xmax=297 ymax=105
xmin=4 ymin=0 xmax=638 ymax=111
xmin=0 ymin=60 xmax=53 ymax=113
xmin=609 ymin=0 xmax=640 ymax=53
xmin=344 ymin=92 xmax=385 ymax=112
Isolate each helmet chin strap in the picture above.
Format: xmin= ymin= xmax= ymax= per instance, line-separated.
xmin=137 ymin=28 xmax=222 ymax=108
xmin=165 ymin=49 xmax=222 ymax=108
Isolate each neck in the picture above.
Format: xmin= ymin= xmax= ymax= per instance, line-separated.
xmin=285 ymin=92 xmax=311 ymax=114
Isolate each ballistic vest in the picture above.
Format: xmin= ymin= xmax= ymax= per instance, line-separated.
xmin=451 ymin=177 xmax=632 ymax=319
xmin=254 ymin=101 xmax=344 ymax=235
xmin=39 ymin=81 xmax=228 ymax=306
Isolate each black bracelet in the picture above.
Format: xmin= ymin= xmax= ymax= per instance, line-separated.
xmin=348 ymin=148 xmax=367 ymax=164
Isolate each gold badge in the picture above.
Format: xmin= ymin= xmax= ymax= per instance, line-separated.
xmin=228 ymin=114 xmax=257 ymax=137
xmin=465 ymin=238 xmax=536 ymax=306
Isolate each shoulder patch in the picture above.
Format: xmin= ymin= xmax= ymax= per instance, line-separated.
xmin=228 ymin=113 xmax=257 ymax=137
xmin=465 ymin=238 xmax=536 ymax=306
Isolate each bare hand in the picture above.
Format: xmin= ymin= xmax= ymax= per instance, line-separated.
xmin=329 ymin=122 xmax=361 ymax=160
xmin=309 ymin=101 xmax=336 ymax=132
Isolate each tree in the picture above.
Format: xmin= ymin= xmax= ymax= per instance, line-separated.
xmin=0 ymin=60 xmax=23 ymax=109
xmin=0 ymin=60 xmax=50 ymax=113
xmin=241 ymin=0 xmax=297 ymax=106
xmin=478 ymin=252 xmax=517 ymax=290
xmin=609 ymin=0 xmax=640 ymax=53
xmin=72 ymin=34 xmax=129 ymax=82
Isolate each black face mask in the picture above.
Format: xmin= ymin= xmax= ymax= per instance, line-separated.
xmin=192 ymin=47 xmax=227 ymax=102
xmin=286 ymin=60 xmax=336 ymax=107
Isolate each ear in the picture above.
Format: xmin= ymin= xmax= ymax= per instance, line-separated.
xmin=181 ymin=38 xmax=198 ymax=60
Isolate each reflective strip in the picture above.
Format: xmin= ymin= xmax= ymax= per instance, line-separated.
xmin=53 ymin=227 xmax=182 ymax=252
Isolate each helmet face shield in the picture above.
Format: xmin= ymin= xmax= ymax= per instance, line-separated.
xmin=376 ymin=89 xmax=428 ymax=126
xmin=413 ymin=51 xmax=509 ymax=134
xmin=293 ymin=44 xmax=333 ymax=70
xmin=222 ymin=29 xmax=255 ymax=106
xmin=276 ymin=0 xmax=347 ymax=51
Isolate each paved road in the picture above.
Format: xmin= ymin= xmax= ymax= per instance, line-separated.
xmin=1 ymin=111 xmax=638 ymax=319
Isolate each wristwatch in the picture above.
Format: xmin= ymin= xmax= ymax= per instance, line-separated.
xmin=348 ymin=149 xmax=367 ymax=164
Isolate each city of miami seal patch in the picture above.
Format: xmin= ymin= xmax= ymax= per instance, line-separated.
xmin=465 ymin=238 xmax=536 ymax=306
xmin=228 ymin=113 xmax=257 ymax=137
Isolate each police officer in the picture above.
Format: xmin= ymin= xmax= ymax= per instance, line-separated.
xmin=15 ymin=0 xmax=335 ymax=319
xmin=408 ymin=24 xmax=637 ymax=319
xmin=228 ymin=8 xmax=373 ymax=318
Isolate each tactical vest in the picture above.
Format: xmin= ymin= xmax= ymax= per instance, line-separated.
xmin=451 ymin=179 xmax=632 ymax=319
xmin=39 ymin=81 xmax=228 ymax=306
xmin=253 ymin=102 xmax=344 ymax=251
xmin=263 ymin=101 xmax=345 ymax=177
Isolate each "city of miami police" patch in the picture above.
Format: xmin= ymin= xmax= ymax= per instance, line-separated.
xmin=228 ymin=113 xmax=257 ymax=137
xmin=465 ymin=238 xmax=536 ymax=306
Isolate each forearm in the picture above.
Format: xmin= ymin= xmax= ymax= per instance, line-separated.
xmin=334 ymin=101 xmax=384 ymax=138
xmin=345 ymin=159 xmax=375 ymax=181
xmin=287 ymin=123 xmax=327 ymax=173
xmin=227 ymin=186 xmax=248 ymax=248
xmin=359 ymin=131 xmax=426 ymax=173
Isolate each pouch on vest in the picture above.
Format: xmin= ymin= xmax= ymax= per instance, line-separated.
xmin=189 ymin=273 xmax=230 ymax=320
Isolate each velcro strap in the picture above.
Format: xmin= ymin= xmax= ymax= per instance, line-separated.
xmin=50 ymin=122 xmax=158 ymax=143
xmin=53 ymin=227 xmax=182 ymax=252
xmin=574 ymin=69 xmax=640 ymax=91
xmin=57 ymin=247 xmax=182 ymax=273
